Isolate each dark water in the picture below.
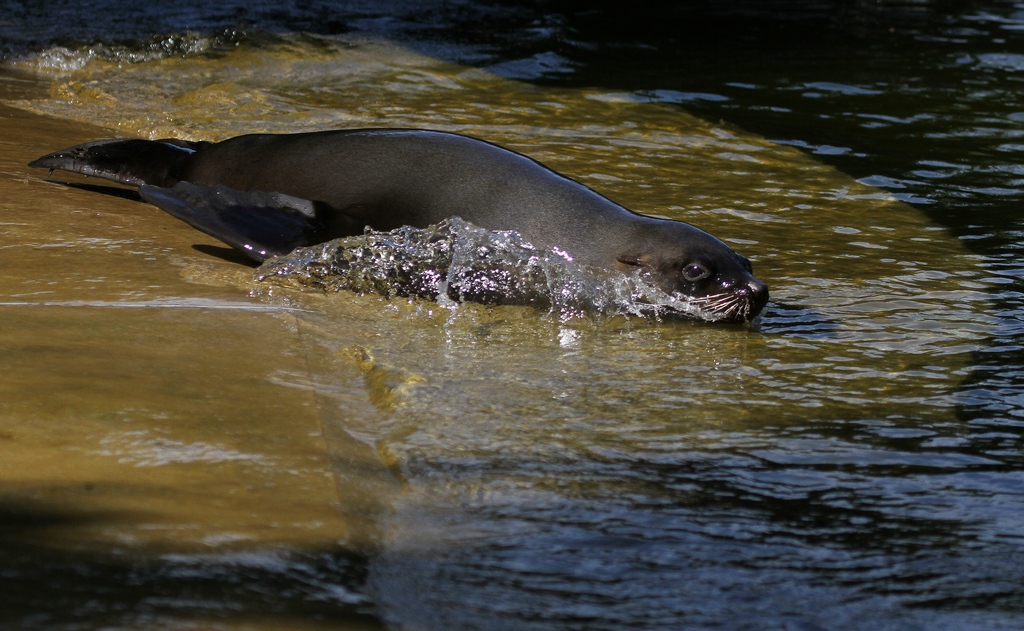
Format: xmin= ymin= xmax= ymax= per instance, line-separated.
xmin=541 ymin=1 xmax=1024 ymax=449
xmin=3 ymin=1 xmax=1024 ymax=630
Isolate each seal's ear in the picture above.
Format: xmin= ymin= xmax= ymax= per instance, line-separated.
xmin=616 ymin=254 xmax=656 ymax=269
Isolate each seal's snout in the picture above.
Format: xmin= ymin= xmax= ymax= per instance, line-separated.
xmin=738 ymin=278 xmax=770 ymax=318
xmin=687 ymin=272 xmax=769 ymax=323
xmin=742 ymin=278 xmax=769 ymax=300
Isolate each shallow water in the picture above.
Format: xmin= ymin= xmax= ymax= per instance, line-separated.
xmin=0 ymin=3 xmax=1022 ymax=630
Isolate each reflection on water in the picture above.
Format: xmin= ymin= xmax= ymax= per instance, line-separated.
xmin=0 ymin=3 xmax=1022 ymax=630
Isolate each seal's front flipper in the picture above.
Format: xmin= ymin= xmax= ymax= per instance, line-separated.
xmin=29 ymin=138 xmax=208 ymax=187
xmin=140 ymin=182 xmax=353 ymax=263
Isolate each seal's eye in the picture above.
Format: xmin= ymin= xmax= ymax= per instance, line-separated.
xmin=682 ymin=263 xmax=710 ymax=282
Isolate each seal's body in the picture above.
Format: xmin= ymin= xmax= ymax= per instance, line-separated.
xmin=30 ymin=129 xmax=768 ymax=321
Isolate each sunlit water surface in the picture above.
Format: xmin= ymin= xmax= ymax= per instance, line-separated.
xmin=0 ymin=12 xmax=1019 ymax=631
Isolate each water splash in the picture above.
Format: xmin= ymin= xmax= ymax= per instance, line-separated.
xmin=20 ymin=28 xmax=255 ymax=73
xmin=255 ymin=218 xmax=716 ymax=322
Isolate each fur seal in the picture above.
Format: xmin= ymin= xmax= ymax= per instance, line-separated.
xmin=29 ymin=129 xmax=768 ymax=322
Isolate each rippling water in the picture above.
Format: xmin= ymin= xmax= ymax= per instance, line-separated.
xmin=2 ymin=2 xmax=1024 ymax=630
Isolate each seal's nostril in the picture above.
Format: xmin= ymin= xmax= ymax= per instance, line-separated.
xmin=747 ymin=281 xmax=770 ymax=308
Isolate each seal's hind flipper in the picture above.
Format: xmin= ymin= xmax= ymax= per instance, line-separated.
xmin=29 ymin=138 xmax=207 ymax=187
xmin=140 ymin=182 xmax=335 ymax=262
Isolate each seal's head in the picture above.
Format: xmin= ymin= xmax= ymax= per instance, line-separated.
xmin=613 ymin=220 xmax=769 ymax=323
